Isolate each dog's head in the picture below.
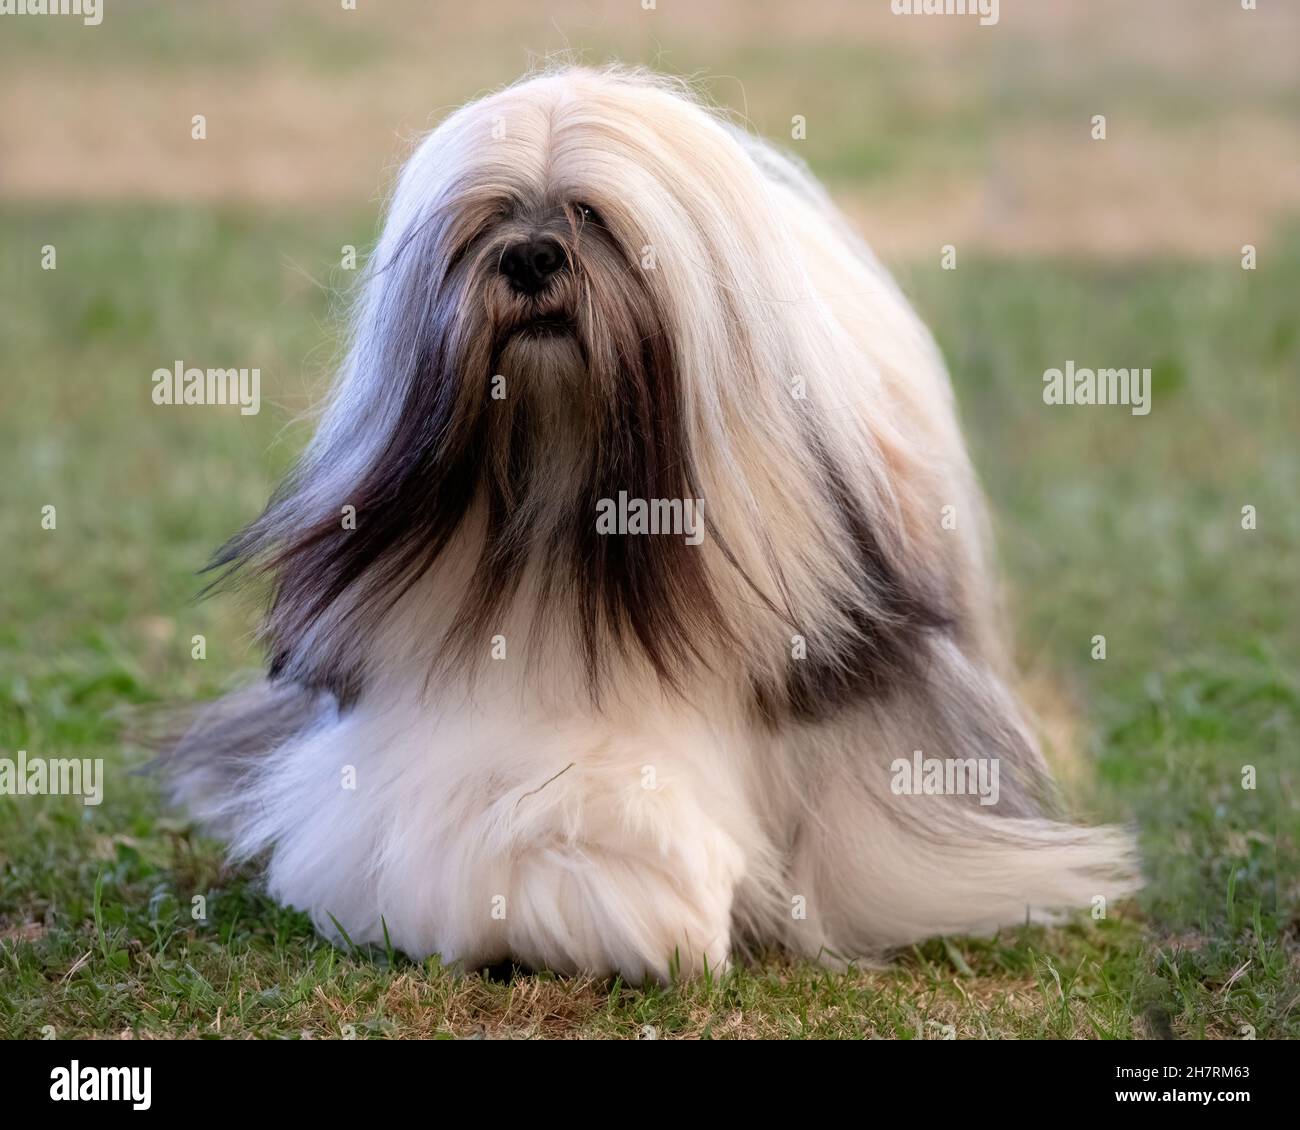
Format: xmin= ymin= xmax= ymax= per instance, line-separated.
xmin=215 ymin=67 xmax=955 ymax=711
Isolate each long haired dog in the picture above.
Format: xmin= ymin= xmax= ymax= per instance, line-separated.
xmin=172 ymin=67 xmax=1138 ymax=981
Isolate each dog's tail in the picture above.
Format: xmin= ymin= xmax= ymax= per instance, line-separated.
xmin=789 ymin=801 xmax=1140 ymax=963
xmin=772 ymin=637 xmax=1142 ymax=963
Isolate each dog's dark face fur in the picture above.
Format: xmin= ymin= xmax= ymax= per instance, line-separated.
xmin=216 ymin=188 xmax=730 ymax=706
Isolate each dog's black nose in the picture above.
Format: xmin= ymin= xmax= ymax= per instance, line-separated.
xmin=500 ymin=236 xmax=565 ymax=296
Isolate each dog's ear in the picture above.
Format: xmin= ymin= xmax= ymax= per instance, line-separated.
xmin=203 ymin=213 xmax=496 ymax=703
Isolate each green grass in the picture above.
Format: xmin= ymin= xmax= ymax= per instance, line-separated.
xmin=0 ymin=206 xmax=1296 ymax=1038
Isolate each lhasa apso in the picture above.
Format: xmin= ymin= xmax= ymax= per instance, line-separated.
xmin=172 ymin=67 xmax=1138 ymax=981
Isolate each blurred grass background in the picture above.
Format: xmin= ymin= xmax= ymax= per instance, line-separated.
xmin=0 ymin=0 xmax=1296 ymax=1038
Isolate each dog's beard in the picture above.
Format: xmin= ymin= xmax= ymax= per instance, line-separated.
xmin=492 ymin=329 xmax=592 ymax=489
xmin=486 ymin=260 xmax=592 ymax=445
xmin=481 ymin=306 xmax=594 ymax=566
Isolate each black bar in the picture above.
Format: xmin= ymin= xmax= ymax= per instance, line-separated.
xmin=1 ymin=1037 xmax=1287 ymax=1115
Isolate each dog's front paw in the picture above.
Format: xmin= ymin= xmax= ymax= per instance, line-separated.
xmin=489 ymin=765 xmax=743 ymax=982
xmin=502 ymin=838 xmax=735 ymax=982
xmin=424 ymin=758 xmax=743 ymax=983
